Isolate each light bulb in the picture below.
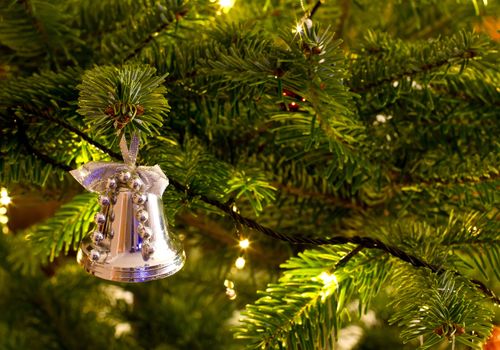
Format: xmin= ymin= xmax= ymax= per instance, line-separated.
xmin=0 ymin=188 xmax=10 ymax=206
xmin=319 ymin=271 xmax=337 ymax=287
xmin=235 ymin=257 xmax=246 ymax=269
xmin=226 ymin=287 xmax=237 ymax=300
xmin=239 ymin=238 xmax=250 ymax=249
xmin=295 ymin=23 xmax=303 ymax=34
xmin=0 ymin=196 xmax=10 ymax=206
xmin=219 ymin=0 xmax=235 ymax=10
xmin=224 ymin=279 xmax=234 ymax=288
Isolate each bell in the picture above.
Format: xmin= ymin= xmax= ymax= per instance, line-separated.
xmin=71 ymin=133 xmax=185 ymax=282
xmin=77 ymin=188 xmax=185 ymax=282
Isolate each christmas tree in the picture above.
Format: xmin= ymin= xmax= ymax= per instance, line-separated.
xmin=0 ymin=0 xmax=499 ymax=349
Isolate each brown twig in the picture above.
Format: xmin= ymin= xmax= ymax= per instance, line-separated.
xmin=334 ymin=245 xmax=364 ymax=270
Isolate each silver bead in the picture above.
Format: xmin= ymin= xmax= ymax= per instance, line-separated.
xmin=110 ymin=195 xmax=117 ymax=205
xmin=142 ymin=228 xmax=152 ymax=240
xmin=99 ymin=195 xmax=111 ymax=206
xmin=108 ymin=229 xmax=114 ymax=239
xmin=94 ymin=213 xmax=106 ymax=224
xmin=129 ymin=177 xmax=144 ymax=191
xmin=146 ymin=244 xmax=154 ymax=255
xmin=132 ymin=192 xmax=147 ymax=205
xmin=137 ymin=223 xmax=145 ymax=234
xmin=141 ymin=242 xmax=154 ymax=260
xmin=90 ymin=249 xmax=100 ymax=261
xmin=118 ymin=171 xmax=131 ymax=183
xmin=138 ymin=224 xmax=152 ymax=239
xmin=136 ymin=209 xmax=148 ymax=223
xmin=92 ymin=231 xmax=104 ymax=243
xmin=106 ymin=178 xmax=117 ymax=190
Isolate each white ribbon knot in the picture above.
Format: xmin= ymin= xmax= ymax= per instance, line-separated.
xmin=70 ymin=132 xmax=169 ymax=196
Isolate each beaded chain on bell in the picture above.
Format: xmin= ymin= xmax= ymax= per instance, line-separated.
xmin=71 ymin=133 xmax=185 ymax=282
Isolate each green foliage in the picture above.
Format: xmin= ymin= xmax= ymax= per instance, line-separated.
xmin=71 ymin=0 xmax=192 ymax=63
xmin=0 ymin=67 xmax=81 ymax=109
xmin=25 ymin=193 xmax=98 ymax=262
xmin=389 ymin=271 xmax=494 ymax=349
xmin=236 ymin=246 xmax=392 ymax=349
xmin=77 ymin=64 xmax=170 ymax=136
xmin=227 ymin=169 xmax=276 ymax=215
xmin=441 ymin=211 xmax=500 ymax=281
xmin=286 ymin=25 xmax=360 ymax=145
xmin=0 ymin=0 xmax=81 ymax=66
xmin=0 ymin=234 xmax=134 ymax=350
xmin=368 ymin=210 xmax=500 ymax=280
xmin=0 ymin=0 xmax=498 ymax=349
xmin=350 ymin=30 xmax=492 ymax=93
xmin=120 ymin=248 xmax=247 ymax=350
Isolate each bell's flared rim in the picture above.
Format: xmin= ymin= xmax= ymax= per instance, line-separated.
xmin=78 ymin=249 xmax=186 ymax=283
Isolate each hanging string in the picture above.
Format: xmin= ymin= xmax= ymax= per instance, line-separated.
xmin=119 ymin=131 xmax=140 ymax=165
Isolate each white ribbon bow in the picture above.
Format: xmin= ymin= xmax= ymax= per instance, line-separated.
xmin=70 ymin=133 xmax=169 ymax=196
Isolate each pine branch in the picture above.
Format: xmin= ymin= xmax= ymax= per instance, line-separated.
xmin=124 ymin=21 xmax=172 ymax=61
xmin=398 ymin=172 xmax=500 ymax=188
xmin=123 ymin=7 xmax=187 ymax=61
xmin=348 ymin=31 xmax=491 ymax=99
xmin=15 ymin=117 xmax=72 ymax=172
xmin=77 ymin=65 xmax=169 ymax=135
xmin=25 ymin=192 xmax=98 ymax=261
xmin=389 ymin=271 xmax=494 ymax=349
xmin=17 ymin=106 xmax=120 ymax=160
xmin=237 ymin=246 xmax=392 ymax=349
xmin=19 ymin=0 xmax=50 ymax=47
xmin=39 ymin=110 xmax=120 ymax=160
xmin=351 ymin=49 xmax=478 ymax=94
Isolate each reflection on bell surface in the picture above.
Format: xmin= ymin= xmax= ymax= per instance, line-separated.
xmin=77 ymin=190 xmax=185 ymax=283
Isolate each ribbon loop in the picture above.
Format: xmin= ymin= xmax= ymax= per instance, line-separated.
xmin=119 ymin=132 xmax=140 ymax=165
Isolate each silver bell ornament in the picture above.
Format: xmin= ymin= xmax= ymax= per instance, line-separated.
xmin=70 ymin=133 xmax=185 ymax=282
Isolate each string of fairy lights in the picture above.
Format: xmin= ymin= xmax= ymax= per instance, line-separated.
xmin=224 ymin=225 xmax=251 ymax=300
xmin=0 ymin=187 xmax=11 ymax=234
